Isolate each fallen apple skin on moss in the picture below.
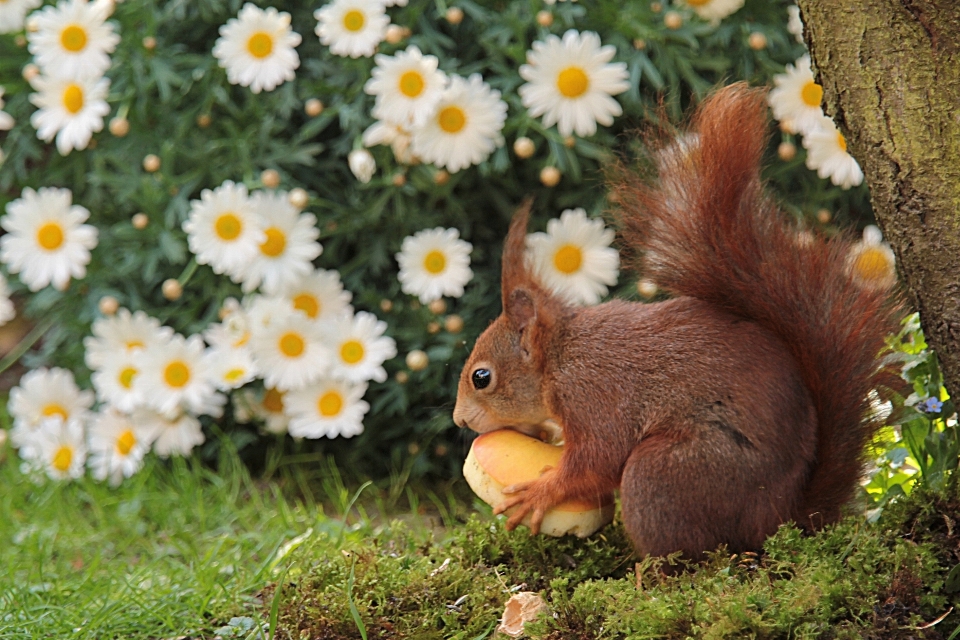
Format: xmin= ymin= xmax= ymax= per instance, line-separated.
xmin=463 ymin=429 xmax=615 ymax=537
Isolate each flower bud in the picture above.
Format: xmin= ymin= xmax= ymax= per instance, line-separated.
xmin=196 ymin=113 xmax=212 ymax=128
xmin=637 ymin=279 xmax=658 ymax=299
xmin=406 ymin=349 xmax=429 ymax=371
xmin=777 ymin=141 xmax=797 ymax=161
xmin=349 ymin=149 xmax=376 ymax=183
xmin=513 ymin=137 xmax=535 ymax=159
xmin=540 ymin=166 xmax=561 ymax=187
xmin=260 ymin=168 xmax=281 ymax=189
xmin=288 ymin=188 xmax=309 ymax=209
xmin=445 ymin=6 xmax=464 ymax=24
xmin=161 ymin=279 xmax=182 ymax=300
xmin=536 ymin=10 xmax=553 ymax=26
xmin=748 ymin=32 xmax=767 ymax=50
xmin=444 ymin=314 xmax=464 ymax=333
xmin=109 ymin=117 xmax=129 ymax=137
xmin=143 ymin=154 xmax=161 ymax=172
xmin=98 ymin=296 xmax=119 ymax=315
xmin=305 ymin=99 xmax=324 ymax=117
xmin=385 ymin=24 xmax=405 ymax=44
xmin=142 ymin=36 xmax=157 ymax=50
xmin=132 ymin=213 xmax=149 ymax=229
xmin=428 ymin=299 xmax=447 ymax=314
xmin=664 ymin=11 xmax=682 ymax=29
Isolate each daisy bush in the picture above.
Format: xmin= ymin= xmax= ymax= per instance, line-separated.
xmin=0 ymin=0 xmax=880 ymax=484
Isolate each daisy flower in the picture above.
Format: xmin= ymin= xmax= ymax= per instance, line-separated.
xmin=235 ymin=386 xmax=290 ymax=434
xmin=29 ymin=72 xmax=110 ymax=156
xmin=27 ymin=417 xmax=87 ymax=481
xmin=0 ymin=274 xmax=16 ymax=327
xmin=410 ymin=73 xmax=507 ymax=173
xmin=0 ymin=87 xmax=14 ymax=131
xmin=679 ymin=0 xmax=744 ymax=24
xmin=314 ymin=0 xmax=388 ymax=59
xmin=325 ymin=311 xmax=397 ymax=383
xmin=396 ymin=227 xmax=473 ymax=303
xmin=768 ymin=55 xmax=824 ymax=135
xmin=526 ymin=208 xmax=619 ymax=306
xmin=250 ymin=312 xmax=330 ymax=391
xmin=362 ymin=119 xmax=416 ymax=164
xmin=135 ymin=333 xmax=216 ymax=417
xmin=0 ymin=0 xmax=42 ymax=34
xmin=286 ymin=378 xmax=369 ymax=439
xmin=27 ymin=0 xmax=119 ymax=78
xmin=204 ymin=344 xmax=257 ymax=391
xmin=365 ymin=46 xmax=448 ymax=127
xmin=132 ymin=407 xmax=205 ymax=458
xmin=87 ymin=410 xmax=151 ymax=486
xmin=0 ymin=187 xmax=98 ymax=292
xmin=848 ymin=225 xmax=896 ymax=290
xmin=278 ymin=269 xmax=353 ymax=323
xmin=84 ymin=308 xmax=173 ymax=370
xmin=183 ymin=180 xmax=265 ymax=277
xmin=787 ymin=5 xmax=804 ymax=43
xmin=802 ymin=115 xmax=864 ymax=189
xmin=212 ymin=3 xmax=302 ymax=94
xmin=519 ymin=30 xmax=629 ymax=138
xmin=236 ymin=190 xmax=322 ymax=294
xmin=8 ymin=367 xmax=93 ymax=454
xmin=91 ymin=349 xmax=144 ymax=412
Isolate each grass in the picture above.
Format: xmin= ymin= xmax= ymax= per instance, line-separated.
xmin=2 ymin=436 xmax=959 ymax=639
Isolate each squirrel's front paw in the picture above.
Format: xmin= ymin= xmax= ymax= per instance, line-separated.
xmin=494 ymin=475 xmax=561 ymax=535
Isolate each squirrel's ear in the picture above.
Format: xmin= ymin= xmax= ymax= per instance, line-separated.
xmin=507 ymin=287 xmax=536 ymax=334
xmin=501 ymin=198 xmax=534 ymax=309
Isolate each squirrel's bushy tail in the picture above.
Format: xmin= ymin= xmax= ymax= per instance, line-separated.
xmin=614 ymin=83 xmax=900 ymax=527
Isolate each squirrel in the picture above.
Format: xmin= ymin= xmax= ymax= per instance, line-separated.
xmin=452 ymin=83 xmax=901 ymax=559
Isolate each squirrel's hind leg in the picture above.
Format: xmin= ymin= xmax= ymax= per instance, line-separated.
xmin=620 ymin=425 xmax=807 ymax=560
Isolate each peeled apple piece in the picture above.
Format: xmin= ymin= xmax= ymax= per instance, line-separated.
xmin=464 ymin=429 xmax=614 ymax=537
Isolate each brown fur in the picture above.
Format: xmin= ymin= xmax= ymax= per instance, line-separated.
xmin=452 ymin=83 xmax=901 ymax=559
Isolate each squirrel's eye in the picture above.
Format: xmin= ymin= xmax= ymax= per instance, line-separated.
xmin=472 ymin=368 xmax=492 ymax=390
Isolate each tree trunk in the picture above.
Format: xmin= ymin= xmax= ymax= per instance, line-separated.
xmin=797 ymin=1 xmax=960 ymax=398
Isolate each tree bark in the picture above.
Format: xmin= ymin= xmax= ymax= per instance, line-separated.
xmin=797 ymin=1 xmax=960 ymax=397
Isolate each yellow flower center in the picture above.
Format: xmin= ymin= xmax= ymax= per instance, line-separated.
xmin=293 ymin=294 xmax=320 ymax=319
xmin=125 ymin=340 xmax=145 ymax=350
xmin=853 ymin=246 xmax=893 ymax=283
xmin=116 ymin=429 xmax=136 ymax=456
xmin=423 ymin=250 xmax=446 ymax=274
xmin=60 ymin=24 xmax=87 ymax=52
xmin=686 ymin=0 xmax=711 ymax=6
xmin=232 ymin=331 xmax=251 ymax=348
xmin=62 ymin=83 xmax=84 ymax=114
xmin=557 ymin=67 xmax=589 ymax=99
xmin=438 ymin=106 xmax=466 ymax=133
xmin=224 ymin=368 xmax=247 ymax=383
xmin=279 ymin=332 xmax=305 ymax=357
xmin=43 ymin=403 xmax=68 ymax=421
xmin=836 ymin=131 xmax=847 ymax=152
xmin=340 ymin=340 xmax=365 ymax=365
xmin=52 ymin=445 xmax=73 ymax=472
xmin=343 ymin=9 xmax=365 ymax=32
xmin=399 ymin=71 xmax=425 ymax=98
xmin=263 ymin=387 xmax=284 ymax=413
xmin=318 ymin=390 xmax=343 ymax=417
xmin=163 ymin=361 xmax=191 ymax=388
xmin=214 ymin=213 xmax=242 ymax=241
xmin=553 ymin=244 xmax=583 ymax=274
xmin=37 ymin=222 xmax=65 ymax=251
xmin=118 ymin=367 xmax=137 ymax=389
xmin=801 ymin=80 xmax=823 ymax=108
xmin=247 ymin=32 xmax=274 ymax=59
xmin=259 ymin=227 xmax=286 ymax=257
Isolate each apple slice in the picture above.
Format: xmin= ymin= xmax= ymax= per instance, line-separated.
xmin=464 ymin=429 xmax=615 ymax=537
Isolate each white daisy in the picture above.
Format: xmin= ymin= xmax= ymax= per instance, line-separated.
xmin=278 ymin=269 xmax=353 ymax=323
xmin=0 ymin=273 xmax=16 ymax=327
xmin=314 ymin=0 xmax=388 ymax=59
xmin=410 ymin=73 xmax=507 ymax=173
xmin=0 ymin=87 xmax=15 ymax=131
xmin=519 ymin=30 xmax=629 ymax=138
xmin=396 ymin=227 xmax=473 ymax=303
xmin=769 ymin=55 xmax=824 ymax=135
xmin=204 ymin=344 xmax=257 ymax=391
xmin=803 ymin=115 xmax=864 ymax=189
xmin=848 ymin=224 xmax=896 ymax=290
xmin=212 ymin=3 xmax=301 ymax=94
xmin=325 ymin=311 xmax=396 ymax=384
xmin=84 ymin=308 xmax=173 ymax=370
xmin=91 ymin=349 xmax=144 ymax=412
xmin=27 ymin=417 xmax=87 ymax=481
xmin=235 ymin=386 xmax=290 ymax=434
xmin=183 ymin=180 xmax=265 ymax=277
xmin=787 ymin=5 xmax=804 ymax=44
xmin=135 ymin=333 xmax=216 ymax=417
xmin=244 ymin=292 xmax=296 ymax=330
xmin=362 ymin=119 xmax=416 ymax=164
xmin=29 ymin=72 xmax=110 ymax=156
xmin=0 ymin=0 xmax=42 ymax=34
xmin=132 ymin=407 xmax=204 ymax=458
xmin=679 ymin=0 xmax=744 ymax=24
xmin=0 ymin=187 xmax=98 ymax=292
xmin=27 ymin=0 xmax=119 ymax=78
xmin=526 ymin=208 xmax=619 ymax=306
xmin=286 ymin=378 xmax=369 ymax=439
xmin=87 ymin=409 xmax=151 ymax=486
xmin=8 ymin=366 xmax=93 ymax=454
xmin=250 ymin=312 xmax=330 ymax=391
xmin=236 ymin=190 xmax=321 ymax=295
xmin=365 ymin=45 xmax=448 ymax=127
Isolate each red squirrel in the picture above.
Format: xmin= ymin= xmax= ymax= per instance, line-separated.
xmin=452 ymin=83 xmax=900 ymax=559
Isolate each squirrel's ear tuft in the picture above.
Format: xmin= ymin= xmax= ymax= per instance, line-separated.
xmin=501 ymin=198 xmax=534 ymax=308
